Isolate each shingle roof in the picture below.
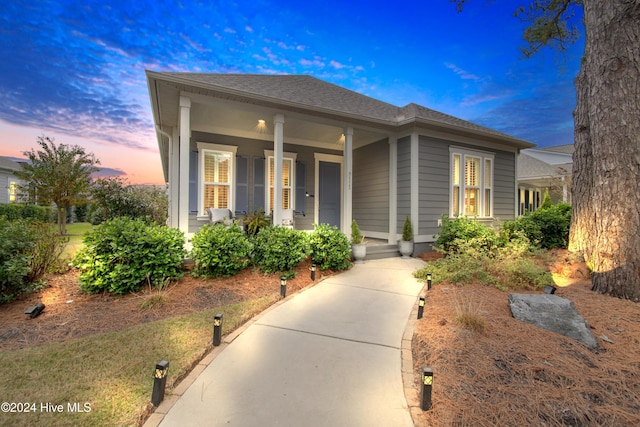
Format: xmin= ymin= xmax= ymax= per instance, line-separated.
xmin=154 ymin=72 xmax=533 ymax=146
xmin=518 ymin=151 xmax=572 ymax=179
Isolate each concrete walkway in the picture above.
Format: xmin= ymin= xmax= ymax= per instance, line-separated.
xmin=146 ymin=257 xmax=426 ymax=427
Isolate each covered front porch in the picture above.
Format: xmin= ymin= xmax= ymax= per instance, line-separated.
xmin=162 ymin=91 xmax=399 ymax=245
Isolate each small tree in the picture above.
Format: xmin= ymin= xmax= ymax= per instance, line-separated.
xmin=402 ymin=216 xmax=413 ymax=242
xmin=15 ymin=136 xmax=100 ymax=235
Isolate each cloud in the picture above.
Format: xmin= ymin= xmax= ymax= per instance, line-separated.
xmin=445 ymin=62 xmax=482 ymax=81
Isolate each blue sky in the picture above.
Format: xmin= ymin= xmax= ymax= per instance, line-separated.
xmin=0 ymin=0 xmax=584 ymax=184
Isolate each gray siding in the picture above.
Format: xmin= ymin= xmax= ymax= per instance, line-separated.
xmin=493 ymin=150 xmax=516 ymax=220
xmin=353 ymin=138 xmax=389 ymax=233
xmin=0 ymin=172 xmax=11 ymax=204
xmin=418 ymin=136 xmax=450 ymax=236
xmin=188 ymin=131 xmax=341 ymax=233
xmin=396 ymin=136 xmax=411 ymax=234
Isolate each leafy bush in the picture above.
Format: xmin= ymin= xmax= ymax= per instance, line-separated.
xmin=72 ymin=217 xmax=186 ymax=294
xmin=402 ymin=216 xmax=413 ymax=241
xmin=243 ymin=209 xmax=270 ymax=236
xmin=89 ymin=178 xmax=168 ymax=225
xmin=0 ymin=203 xmax=53 ymax=222
xmin=502 ymin=203 xmax=571 ymax=249
xmin=309 ymin=223 xmax=351 ymax=271
xmin=251 ymin=226 xmax=310 ymax=274
xmin=435 ymin=215 xmax=500 ymax=254
xmin=191 ymin=224 xmax=253 ymax=278
xmin=0 ymin=218 xmax=62 ymax=302
xmin=350 ymin=219 xmax=364 ymax=244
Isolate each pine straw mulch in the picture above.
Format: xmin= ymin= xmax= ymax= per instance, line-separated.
xmin=0 ymin=259 xmax=332 ymax=352
xmin=412 ymin=250 xmax=640 ymax=426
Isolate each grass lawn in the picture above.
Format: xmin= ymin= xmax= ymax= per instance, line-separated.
xmin=0 ymin=295 xmax=277 ymax=426
xmin=61 ymin=222 xmax=94 ymax=258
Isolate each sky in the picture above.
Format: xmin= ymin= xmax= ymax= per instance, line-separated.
xmin=0 ymin=0 xmax=584 ymax=185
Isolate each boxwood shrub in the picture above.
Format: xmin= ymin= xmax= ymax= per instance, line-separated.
xmin=309 ymin=223 xmax=351 ymax=271
xmin=251 ymin=226 xmax=310 ymax=274
xmin=72 ymin=217 xmax=186 ymax=294
xmin=191 ymin=223 xmax=253 ymax=278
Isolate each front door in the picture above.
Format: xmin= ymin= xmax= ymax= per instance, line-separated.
xmin=318 ymin=161 xmax=341 ymax=227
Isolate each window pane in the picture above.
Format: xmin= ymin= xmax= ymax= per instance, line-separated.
xmin=282 ymin=188 xmax=290 ymax=209
xmin=204 ymin=184 xmax=229 ymax=209
xmin=453 ymin=155 xmax=460 ymax=185
xmin=464 ymin=188 xmax=479 ymax=216
xmin=453 ymin=186 xmax=460 ymax=216
xmin=484 ymin=159 xmax=492 ymax=187
xmin=204 ymin=152 xmax=231 ymax=183
xmin=269 ymin=158 xmax=275 ymax=186
xmin=282 ymin=160 xmax=291 ymax=186
xmin=465 ymin=157 xmax=480 ymax=186
xmin=484 ymin=189 xmax=491 ymax=216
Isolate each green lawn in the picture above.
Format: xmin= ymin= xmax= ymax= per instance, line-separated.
xmin=0 ymin=295 xmax=277 ymax=427
xmin=62 ymin=222 xmax=94 ymax=258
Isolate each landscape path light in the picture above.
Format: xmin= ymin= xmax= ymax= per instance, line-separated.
xmin=213 ymin=313 xmax=223 ymax=346
xmin=152 ymin=360 xmax=170 ymax=406
xmin=420 ymin=366 xmax=433 ymax=411
xmin=280 ymin=276 xmax=287 ymax=298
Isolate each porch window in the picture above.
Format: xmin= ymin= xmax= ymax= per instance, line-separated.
xmin=197 ymin=143 xmax=237 ymax=216
xmin=265 ymin=151 xmax=297 ymax=213
xmin=450 ymin=148 xmax=494 ymax=217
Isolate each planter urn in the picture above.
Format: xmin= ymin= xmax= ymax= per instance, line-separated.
xmin=398 ymin=240 xmax=414 ymax=259
xmin=351 ymin=243 xmax=367 ymax=264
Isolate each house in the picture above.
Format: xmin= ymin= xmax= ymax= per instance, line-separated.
xmin=146 ymin=72 xmax=535 ymax=253
xmin=517 ymin=144 xmax=573 ymax=214
xmin=0 ymin=156 xmax=26 ymax=204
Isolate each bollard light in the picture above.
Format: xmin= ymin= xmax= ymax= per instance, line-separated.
xmin=24 ymin=302 xmax=45 ymax=318
xmin=311 ymin=263 xmax=316 ymax=281
xmin=420 ymin=366 xmax=433 ymax=411
xmin=417 ymin=296 xmax=425 ymax=319
xmin=151 ymin=360 xmax=170 ymax=406
xmin=427 ymin=273 xmax=432 ymax=291
xmin=280 ymin=276 xmax=287 ymax=298
xmin=544 ymin=285 xmax=557 ymax=294
xmin=213 ymin=313 xmax=223 ymax=346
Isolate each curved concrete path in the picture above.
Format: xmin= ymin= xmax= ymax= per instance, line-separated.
xmin=146 ymin=257 xmax=425 ymax=427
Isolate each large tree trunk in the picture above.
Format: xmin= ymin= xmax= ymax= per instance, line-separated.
xmin=569 ymin=0 xmax=640 ymax=300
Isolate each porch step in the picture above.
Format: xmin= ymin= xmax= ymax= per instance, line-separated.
xmin=365 ymin=244 xmax=400 ymax=260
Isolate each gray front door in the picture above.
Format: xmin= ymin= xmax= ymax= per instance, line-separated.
xmin=318 ymin=161 xmax=341 ymax=227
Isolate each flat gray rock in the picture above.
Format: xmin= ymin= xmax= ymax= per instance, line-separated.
xmin=508 ymin=293 xmax=598 ymax=348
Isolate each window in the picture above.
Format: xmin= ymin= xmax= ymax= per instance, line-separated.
xmin=450 ymin=148 xmax=494 ymax=217
xmin=8 ymin=180 xmax=18 ymax=203
xmin=265 ymin=151 xmax=297 ymax=213
xmin=197 ymin=143 xmax=237 ymax=216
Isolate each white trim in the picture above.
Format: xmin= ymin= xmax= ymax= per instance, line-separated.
xmin=178 ymin=96 xmax=191 ymax=235
xmin=196 ymin=142 xmax=238 ymax=218
xmin=388 ymin=137 xmax=398 ymax=243
xmin=449 ymin=146 xmax=495 ymax=218
xmin=410 ymin=132 xmax=419 ymax=236
xmin=314 ymin=153 xmax=343 ymax=227
xmin=342 ymin=127 xmax=353 ymax=234
xmin=264 ymin=150 xmax=298 ymax=216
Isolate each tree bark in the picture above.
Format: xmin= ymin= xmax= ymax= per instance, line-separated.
xmin=569 ymin=0 xmax=640 ymax=300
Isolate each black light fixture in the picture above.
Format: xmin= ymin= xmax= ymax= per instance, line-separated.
xmin=213 ymin=313 xmax=223 ymax=346
xmin=152 ymin=360 xmax=170 ymax=407
xmin=24 ymin=302 xmax=45 ymax=318
xmin=417 ymin=296 xmax=425 ymax=319
xmin=420 ymin=366 xmax=433 ymax=411
xmin=310 ymin=264 xmax=316 ymax=281
xmin=427 ymin=273 xmax=432 ymax=291
xmin=280 ymin=276 xmax=287 ymax=298
xmin=544 ymin=285 xmax=557 ymax=294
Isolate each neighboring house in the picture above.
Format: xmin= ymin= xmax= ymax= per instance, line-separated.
xmin=517 ymin=144 xmax=573 ymax=215
xmin=146 ymin=72 xmax=534 ymax=253
xmin=0 ymin=156 xmax=26 ymax=204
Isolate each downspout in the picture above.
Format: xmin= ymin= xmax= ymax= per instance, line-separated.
xmin=155 ymin=125 xmax=172 ymax=184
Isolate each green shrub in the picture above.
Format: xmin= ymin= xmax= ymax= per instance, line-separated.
xmin=309 ymin=223 xmax=351 ymax=271
xmin=89 ymin=178 xmax=168 ymax=225
xmin=72 ymin=217 xmax=186 ymax=294
xmin=350 ymin=219 xmax=364 ymax=244
xmin=0 ymin=218 xmax=62 ymax=302
xmin=0 ymin=204 xmax=53 ymax=222
xmin=402 ymin=216 xmax=413 ymax=241
xmin=435 ymin=215 xmax=499 ymax=254
xmin=243 ymin=209 xmax=270 ymax=236
xmin=191 ymin=224 xmax=252 ymax=278
xmin=251 ymin=226 xmax=310 ymax=274
xmin=502 ymin=203 xmax=571 ymax=249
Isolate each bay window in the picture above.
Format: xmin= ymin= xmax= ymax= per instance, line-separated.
xmin=450 ymin=148 xmax=494 ymax=217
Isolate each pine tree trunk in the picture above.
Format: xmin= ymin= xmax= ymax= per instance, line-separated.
xmin=569 ymin=0 xmax=640 ymax=300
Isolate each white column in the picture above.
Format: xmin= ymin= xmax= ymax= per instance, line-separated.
xmin=562 ymin=176 xmax=568 ymax=203
xmin=342 ymin=127 xmax=353 ymax=234
xmin=273 ymin=113 xmax=284 ymax=227
xmin=410 ymin=132 xmax=419 ymax=237
xmin=169 ymin=127 xmax=180 ymax=228
xmin=388 ymin=136 xmax=398 ymax=243
xmin=178 ymin=96 xmax=191 ymax=235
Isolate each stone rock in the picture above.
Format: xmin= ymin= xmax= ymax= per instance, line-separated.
xmin=508 ymin=293 xmax=598 ymax=348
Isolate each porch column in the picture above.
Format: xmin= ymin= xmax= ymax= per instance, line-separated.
xmin=562 ymin=176 xmax=568 ymax=203
xmin=342 ymin=127 xmax=353 ymax=234
xmin=410 ymin=132 xmax=419 ymax=236
xmin=388 ymin=136 xmax=398 ymax=243
xmin=178 ymin=96 xmax=191 ymax=235
xmin=273 ymin=113 xmax=284 ymax=227
xmin=169 ymin=127 xmax=180 ymax=228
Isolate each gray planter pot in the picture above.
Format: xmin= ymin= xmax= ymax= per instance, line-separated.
xmin=398 ymin=240 xmax=414 ymax=259
xmin=351 ymin=243 xmax=367 ymax=264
